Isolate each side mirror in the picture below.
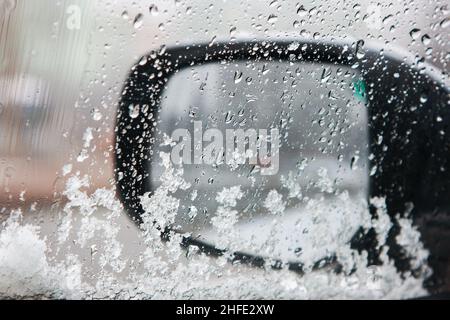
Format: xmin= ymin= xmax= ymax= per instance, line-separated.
xmin=114 ymin=39 xmax=450 ymax=292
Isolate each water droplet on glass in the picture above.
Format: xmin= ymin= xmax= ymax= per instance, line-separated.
xmin=209 ymin=36 xmax=217 ymax=47
xmin=320 ymin=68 xmax=332 ymax=83
xmin=225 ymin=111 xmax=234 ymax=124
xmin=121 ymin=11 xmax=129 ymax=20
xmin=139 ymin=56 xmax=148 ymax=65
xmin=409 ymin=28 xmax=421 ymax=40
xmin=351 ymin=61 xmax=360 ymax=69
xmin=350 ymin=155 xmax=359 ymax=170
xmin=382 ymin=14 xmax=393 ymax=25
xmin=309 ymin=7 xmax=317 ymax=16
xmin=129 ymin=104 xmax=140 ymax=118
xmin=267 ymin=14 xmax=278 ymax=23
xmin=133 ymin=13 xmax=144 ymax=29
xmin=288 ymin=42 xmax=300 ymax=51
xmin=297 ymin=5 xmax=307 ymax=17
xmin=420 ymin=94 xmax=428 ymax=103
xmin=370 ymin=165 xmax=377 ymax=176
xmin=234 ymin=71 xmax=243 ymax=84
xmin=91 ymin=109 xmax=102 ymax=121
xmin=149 ymin=4 xmax=159 ymax=16
xmin=421 ymin=34 xmax=431 ymax=46
xmin=300 ymin=29 xmax=309 ymax=38
xmin=355 ymin=40 xmax=365 ymax=59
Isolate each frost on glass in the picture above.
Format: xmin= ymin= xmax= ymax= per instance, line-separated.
xmin=0 ymin=0 xmax=449 ymax=299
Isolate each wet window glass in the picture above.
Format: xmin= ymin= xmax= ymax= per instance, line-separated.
xmin=0 ymin=0 xmax=449 ymax=299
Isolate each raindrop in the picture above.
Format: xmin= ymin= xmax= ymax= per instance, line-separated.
xmin=436 ymin=116 xmax=443 ymax=122
xmin=149 ymin=4 xmax=159 ymax=16
xmin=370 ymin=165 xmax=377 ymax=176
xmin=225 ymin=111 xmax=234 ymax=124
xmin=420 ymin=94 xmax=428 ymax=103
xmin=355 ymin=40 xmax=365 ymax=59
xmin=300 ymin=29 xmax=309 ymax=37
xmin=234 ymin=71 xmax=243 ymax=84
xmin=91 ymin=109 xmax=102 ymax=121
xmin=320 ymin=68 xmax=332 ymax=83
xmin=351 ymin=62 xmax=360 ymax=69
xmin=188 ymin=107 xmax=197 ymax=118
xmin=288 ymin=42 xmax=300 ymax=51
xmin=129 ymin=104 xmax=140 ymax=118
xmin=133 ymin=13 xmax=144 ymax=29
xmin=409 ymin=28 xmax=421 ymax=40
xmin=309 ymin=6 xmax=317 ymax=15
xmin=297 ymin=5 xmax=307 ymax=17
xmin=209 ymin=36 xmax=217 ymax=47
xmin=121 ymin=11 xmax=129 ymax=20
xmin=420 ymin=93 xmax=428 ymax=103
xmin=267 ymin=14 xmax=278 ymax=23
xmin=421 ymin=34 xmax=431 ymax=46
xmin=382 ymin=14 xmax=393 ymax=24
xmin=350 ymin=155 xmax=359 ymax=170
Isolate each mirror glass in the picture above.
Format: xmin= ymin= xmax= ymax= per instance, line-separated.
xmin=150 ymin=61 xmax=369 ymax=262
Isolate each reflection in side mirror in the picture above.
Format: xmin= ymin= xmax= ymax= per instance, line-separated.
xmin=149 ymin=61 xmax=368 ymax=261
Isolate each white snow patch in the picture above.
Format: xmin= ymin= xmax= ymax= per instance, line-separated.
xmin=264 ymin=189 xmax=285 ymax=215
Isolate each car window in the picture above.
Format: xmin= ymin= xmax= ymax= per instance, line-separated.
xmin=0 ymin=0 xmax=449 ymax=299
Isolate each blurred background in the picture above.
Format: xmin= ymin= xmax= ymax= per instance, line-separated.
xmin=0 ymin=0 xmax=448 ymax=211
